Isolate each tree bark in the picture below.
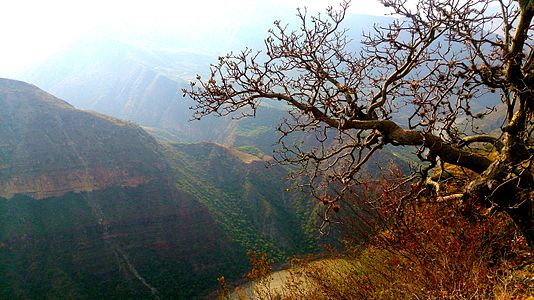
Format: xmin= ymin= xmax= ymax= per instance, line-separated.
xmin=507 ymin=198 xmax=534 ymax=248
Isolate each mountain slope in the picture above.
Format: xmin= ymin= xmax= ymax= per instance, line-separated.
xmin=166 ymin=142 xmax=319 ymax=259
xmin=0 ymin=78 xmax=247 ymax=299
xmin=0 ymin=78 xmax=168 ymax=199
xmin=0 ymin=78 xmax=327 ymax=298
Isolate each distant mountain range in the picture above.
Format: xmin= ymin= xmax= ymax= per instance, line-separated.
xmin=0 ymin=78 xmax=317 ymax=298
xmin=19 ymin=15 xmax=397 ymax=147
xmin=21 ymin=38 xmax=297 ymax=152
xmin=22 ymin=39 xmax=212 ymax=140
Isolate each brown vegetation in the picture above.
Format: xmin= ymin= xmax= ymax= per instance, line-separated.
xmin=223 ymin=169 xmax=533 ymax=299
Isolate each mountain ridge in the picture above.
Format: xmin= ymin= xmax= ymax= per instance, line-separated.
xmin=0 ymin=78 xmax=167 ymax=199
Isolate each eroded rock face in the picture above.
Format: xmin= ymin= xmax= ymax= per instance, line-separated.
xmin=0 ymin=78 xmax=166 ymax=199
xmin=0 ymin=167 xmax=149 ymax=199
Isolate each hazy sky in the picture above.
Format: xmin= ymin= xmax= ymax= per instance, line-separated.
xmin=0 ymin=0 xmax=389 ymax=76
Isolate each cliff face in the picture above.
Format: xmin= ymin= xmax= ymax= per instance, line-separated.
xmin=0 ymin=79 xmax=246 ymax=299
xmin=0 ymin=183 xmax=246 ymax=299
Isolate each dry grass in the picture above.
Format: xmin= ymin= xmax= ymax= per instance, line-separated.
xmin=221 ymin=165 xmax=534 ymax=300
xmin=226 ymin=241 xmax=532 ymax=299
xmin=222 ymin=198 xmax=533 ymax=299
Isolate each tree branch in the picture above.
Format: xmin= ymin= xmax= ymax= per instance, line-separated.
xmin=459 ymin=135 xmax=505 ymax=150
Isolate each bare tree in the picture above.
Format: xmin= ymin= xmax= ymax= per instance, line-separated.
xmin=186 ymin=0 xmax=534 ymax=247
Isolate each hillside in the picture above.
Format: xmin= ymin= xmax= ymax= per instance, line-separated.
xmin=0 ymin=78 xmax=168 ymax=198
xmin=166 ymin=142 xmax=319 ymax=260
xmin=0 ymin=78 xmax=322 ymax=298
xmin=0 ymin=79 xmax=247 ymax=298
